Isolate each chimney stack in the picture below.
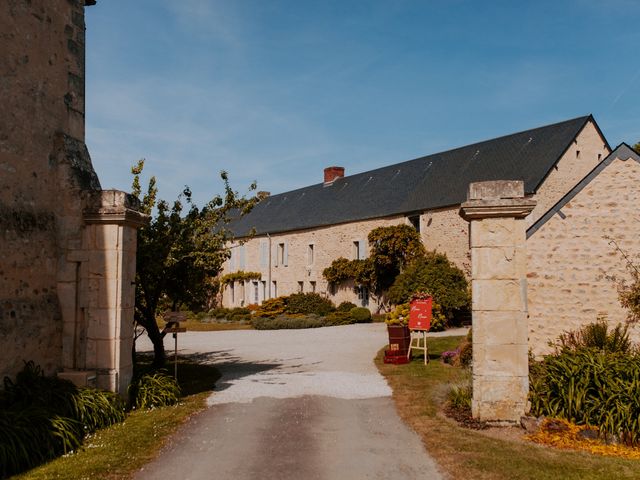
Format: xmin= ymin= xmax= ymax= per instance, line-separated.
xmin=324 ymin=166 xmax=345 ymax=184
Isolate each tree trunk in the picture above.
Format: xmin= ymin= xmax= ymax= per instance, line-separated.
xmin=141 ymin=312 xmax=166 ymax=368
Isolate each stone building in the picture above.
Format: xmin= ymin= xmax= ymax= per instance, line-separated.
xmin=527 ymin=144 xmax=640 ymax=353
xmin=222 ymin=115 xmax=610 ymax=313
xmin=0 ymin=1 xmax=145 ymax=394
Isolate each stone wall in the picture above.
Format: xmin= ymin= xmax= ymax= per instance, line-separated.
xmin=1 ymin=0 xmax=97 ymax=379
xmin=222 ymin=215 xmax=408 ymax=310
xmin=0 ymin=1 xmax=144 ymax=393
xmin=527 ymin=120 xmax=609 ymax=228
xmin=527 ymin=147 xmax=640 ymax=354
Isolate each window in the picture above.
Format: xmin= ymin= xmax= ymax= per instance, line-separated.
xmin=277 ymin=242 xmax=288 ymax=266
xmin=253 ymin=281 xmax=259 ymax=303
xmin=260 ymin=240 xmax=268 ymax=267
xmin=408 ymin=215 xmax=420 ymax=232
xmin=272 ymin=281 xmax=277 ymax=298
xmin=229 ymin=283 xmax=235 ymax=304
xmin=298 ymin=281 xmax=304 ymax=293
xmin=307 ymin=244 xmax=314 ymax=265
xmin=239 ymin=245 xmax=246 ymax=270
xmin=310 ymin=281 xmax=316 ymax=293
xmin=261 ymin=281 xmax=267 ymax=301
xmin=353 ymin=240 xmax=366 ymax=260
xmin=229 ymin=248 xmax=236 ymax=271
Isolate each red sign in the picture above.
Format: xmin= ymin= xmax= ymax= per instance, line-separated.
xmin=409 ymin=297 xmax=432 ymax=331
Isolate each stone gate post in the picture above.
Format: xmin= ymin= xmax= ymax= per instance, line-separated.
xmin=459 ymin=180 xmax=535 ymax=423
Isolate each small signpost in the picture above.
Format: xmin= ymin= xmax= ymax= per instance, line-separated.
xmin=408 ymin=295 xmax=432 ymax=364
xmin=163 ymin=312 xmax=187 ymax=380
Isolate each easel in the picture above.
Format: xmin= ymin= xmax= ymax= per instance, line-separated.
xmin=407 ymin=329 xmax=428 ymax=364
xmin=408 ymin=295 xmax=432 ymax=365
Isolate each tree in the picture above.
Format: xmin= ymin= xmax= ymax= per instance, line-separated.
xmin=387 ymin=252 xmax=470 ymax=320
xmin=131 ymin=160 xmax=256 ymax=366
xmin=633 ymin=143 xmax=640 ymax=155
xmin=323 ymin=224 xmax=425 ymax=308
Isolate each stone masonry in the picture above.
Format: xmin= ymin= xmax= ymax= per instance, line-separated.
xmin=460 ymin=180 xmax=535 ymax=423
xmin=0 ymin=1 xmax=145 ymax=393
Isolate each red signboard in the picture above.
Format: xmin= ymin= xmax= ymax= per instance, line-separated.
xmin=409 ymin=297 xmax=432 ymax=331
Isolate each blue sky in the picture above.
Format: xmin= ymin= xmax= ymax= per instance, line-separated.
xmin=85 ymin=0 xmax=639 ymax=206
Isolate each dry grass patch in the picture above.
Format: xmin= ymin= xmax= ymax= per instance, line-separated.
xmin=377 ymin=336 xmax=640 ymax=480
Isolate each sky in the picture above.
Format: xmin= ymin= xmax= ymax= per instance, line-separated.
xmin=85 ymin=0 xmax=640 ymax=207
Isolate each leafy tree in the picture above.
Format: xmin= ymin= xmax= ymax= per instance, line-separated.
xmin=131 ymin=160 xmax=256 ymax=366
xmin=633 ymin=142 xmax=640 ymax=154
xmin=387 ymin=252 xmax=470 ymax=320
xmin=323 ymin=224 xmax=425 ymax=307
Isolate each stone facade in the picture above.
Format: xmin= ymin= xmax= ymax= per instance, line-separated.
xmin=527 ymin=146 xmax=640 ymax=354
xmin=0 ymin=1 xmax=145 ymax=393
xmin=222 ymin=215 xmax=407 ymax=310
xmin=222 ymin=119 xmax=609 ymax=310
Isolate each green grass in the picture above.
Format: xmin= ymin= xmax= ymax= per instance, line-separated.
xmin=378 ymin=336 xmax=640 ymax=480
xmin=14 ymin=357 xmax=220 ymax=480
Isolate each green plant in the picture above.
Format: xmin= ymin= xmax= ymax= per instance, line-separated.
xmin=324 ymin=311 xmax=354 ymax=326
xmin=251 ymin=314 xmax=326 ymax=330
xmin=337 ymin=301 xmax=357 ymax=312
xmin=254 ymin=296 xmax=288 ymax=317
xmin=385 ymin=303 xmax=410 ymax=325
xmin=553 ymin=318 xmax=631 ymax=354
xmin=456 ymin=341 xmax=473 ymax=368
xmin=448 ymin=383 xmax=472 ymax=411
xmin=530 ymin=346 xmax=640 ymax=446
xmin=219 ymin=270 xmax=262 ymax=285
xmin=387 ymin=251 xmax=470 ymax=320
xmin=285 ymin=292 xmax=335 ymax=316
xmin=0 ymin=362 xmax=126 ymax=478
xmin=349 ymin=307 xmax=372 ymax=323
xmin=128 ymin=372 xmax=181 ymax=410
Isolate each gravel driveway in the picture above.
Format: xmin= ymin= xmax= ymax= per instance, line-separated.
xmin=135 ymin=323 xmax=444 ymax=479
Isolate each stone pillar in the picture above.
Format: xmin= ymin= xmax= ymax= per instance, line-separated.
xmin=65 ymin=190 xmax=147 ymax=394
xmin=459 ymin=180 xmax=535 ymax=424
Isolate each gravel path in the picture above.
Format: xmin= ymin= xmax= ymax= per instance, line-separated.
xmin=135 ymin=324 xmax=446 ymax=479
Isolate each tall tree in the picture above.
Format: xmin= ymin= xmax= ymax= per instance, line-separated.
xmin=131 ymin=160 xmax=256 ymax=366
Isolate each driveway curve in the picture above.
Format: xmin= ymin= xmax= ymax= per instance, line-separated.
xmin=136 ymin=323 xmax=443 ymax=480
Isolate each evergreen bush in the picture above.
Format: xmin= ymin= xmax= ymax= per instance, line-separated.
xmin=387 ymin=251 xmax=470 ymax=320
xmin=285 ymin=293 xmax=335 ymax=316
xmin=337 ymin=301 xmax=357 ymax=312
xmin=349 ymin=307 xmax=372 ymax=323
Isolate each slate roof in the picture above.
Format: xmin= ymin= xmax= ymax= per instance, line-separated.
xmin=230 ymin=115 xmax=602 ymax=237
xmin=527 ymin=143 xmax=639 ymax=238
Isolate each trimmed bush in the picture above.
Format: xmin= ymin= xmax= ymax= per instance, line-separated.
xmin=286 ymin=293 xmax=335 ymax=316
xmin=349 ymin=307 xmax=372 ymax=323
xmin=337 ymin=301 xmax=357 ymax=312
xmin=387 ymin=252 xmax=470 ymax=321
xmin=252 ymin=314 xmax=325 ymax=330
xmin=325 ymin=311 xmax=354 ymax=326
xmin=128 ymin=372 xmax=181 ymax=410
xmin=254 ymin=297 xmax=288 ymax=317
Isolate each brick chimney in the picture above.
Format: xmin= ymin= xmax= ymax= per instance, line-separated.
xmin=324 ymin=166 xmax=345 ymax=184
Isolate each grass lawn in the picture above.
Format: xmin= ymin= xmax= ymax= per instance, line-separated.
xmin=377 ymin=336 xmax=640 ymax=480
xmin=14 ymin=357 xmax=221 ymax=480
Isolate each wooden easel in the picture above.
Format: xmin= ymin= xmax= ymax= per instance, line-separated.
xmin=407 ymin=329 xmax=428 ymax=364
